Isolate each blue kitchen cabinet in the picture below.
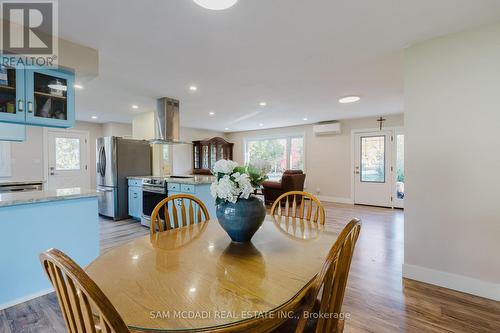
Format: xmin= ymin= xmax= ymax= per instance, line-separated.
xmin=0 ymin=63 xmax=25 ymax=124
xmin=0 ymin=61 xmax=75 ymax=129
xmin=128 ymin=179 xmax=143 ymax=220
xmin=25 ymin=68 xmax=75 ymax=128
xmin=0 ymin=123 xmax=26 ymax=141
xmin=165 ymin=182 xmax=216 ymax=229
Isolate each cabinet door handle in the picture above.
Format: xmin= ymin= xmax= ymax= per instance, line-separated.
xmin=18 ymin=100 xmax=24 ymax=112
xmin=27 ymin=101 xmax=33 ymax=113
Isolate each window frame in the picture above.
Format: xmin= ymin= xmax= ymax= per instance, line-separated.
xmin=244 ymin=132 xmax=306 ymax=174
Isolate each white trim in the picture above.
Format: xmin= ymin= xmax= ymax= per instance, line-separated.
xmin=403 ymin=264 xmax=500 ymax=301
xmin=0 ymin=288 xmax=54 ymax=311
xmin=317 ymin=195 xmax=354 ymax=204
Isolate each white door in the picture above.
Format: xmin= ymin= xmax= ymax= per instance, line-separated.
xmin=354 ymin=131 xmax=393 ymax=207
xmin=47 ymin=130 xmax=90 ymax=190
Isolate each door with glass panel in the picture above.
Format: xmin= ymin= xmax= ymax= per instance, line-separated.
xmin=47 ymin=130 xmax=89 ymax=190
xmin=393 ymin=132 xmax=405 ymax=208
xmin=354 ymin=131 xmax=393 ymax=207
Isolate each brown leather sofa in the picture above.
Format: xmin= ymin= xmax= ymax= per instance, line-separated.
xmin=262 ymin=170 xmax=306 ymax=205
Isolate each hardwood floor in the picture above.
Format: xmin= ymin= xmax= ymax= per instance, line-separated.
xmin=1 ymin=204 xmax=499 ymax=333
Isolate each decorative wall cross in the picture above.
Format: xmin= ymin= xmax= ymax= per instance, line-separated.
xmin=377 ymin=116 xmax=386 ymax=131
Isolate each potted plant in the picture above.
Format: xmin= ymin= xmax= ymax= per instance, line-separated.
xmin=211 ymin=160 xmax=268 ymax=242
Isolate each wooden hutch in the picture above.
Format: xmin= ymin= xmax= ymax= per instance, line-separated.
xmin=192 ymin=137 xmax=234 ymax=175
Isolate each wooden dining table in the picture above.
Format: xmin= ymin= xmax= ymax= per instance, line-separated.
xmin=85 ymin=216 xmax=340 ymax=332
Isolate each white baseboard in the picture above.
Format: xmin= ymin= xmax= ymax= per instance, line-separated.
xmin=0 ymin=288 xmax=54 ymax=311
xmin=317 ymin=195 xmax=354 ymax=204
xmin=403 ymin=264 xmax=500 ymax=301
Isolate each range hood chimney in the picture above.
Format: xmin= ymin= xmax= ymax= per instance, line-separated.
xmin=149 ymin=97 xmax=191 ymax=145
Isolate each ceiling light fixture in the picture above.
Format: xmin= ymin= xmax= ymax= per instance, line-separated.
xmin=338 ymin=96 xmax=361 ymax=104
xmin=193 ymin=0 xmax=238 ymax=10
xmin=74 ymin=84 xmax=84 ymax=89
xmin=259 ymin=102 xmax=267 ymax=107
xmin=303 ymin=117 xmax=308 ymax=121
xmin=189 ymin=85 xmax=198 ymax=91
xmin=91 ymin=116 xmax=98 ymax=119
xmin=132 ymin=105 xmax=139 ymax=109
xmin=48 ymin=79 xmax=67 ymax=91
xmin=224 ymin=127 xmax=229 ymax=131
xmin=209 ymin=111 xmax=215 ymax=116
xmin=259 ymin=123 xmax=263 ymax=127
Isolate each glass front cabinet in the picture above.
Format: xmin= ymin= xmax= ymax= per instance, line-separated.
xmin=0 ymin=63 xmax=75 ymax=128
xmin=192 ymin=137 xmax=234 ymax=175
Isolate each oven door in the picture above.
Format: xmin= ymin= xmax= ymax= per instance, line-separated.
xmin=142 ymin=186 xmax=167 ymax=218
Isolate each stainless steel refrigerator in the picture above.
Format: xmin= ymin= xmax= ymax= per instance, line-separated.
xmin=96 ymin=137 xmax=151 ymax=220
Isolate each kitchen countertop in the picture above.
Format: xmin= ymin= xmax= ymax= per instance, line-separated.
xmin=0 ymin=187 xmax=100 ymax=208
xmin=128 ymin=175 xmax=215 ymax=185
xmin=0 ymin=180 xmax=44 ymax=186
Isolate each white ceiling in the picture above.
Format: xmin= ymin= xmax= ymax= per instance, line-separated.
xmin=59 ymin=0 xmax=500 ymax=132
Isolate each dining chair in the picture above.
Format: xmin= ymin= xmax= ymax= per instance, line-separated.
xmin=271 ymin=219 xmax=361 ymax=333
xmin=40 ymin=248 xmax=130 ymax=333
xmin=270 ymin=191 xmax=325 ymax=225
xmin=150 ymin=193 xmax=210 ymax=235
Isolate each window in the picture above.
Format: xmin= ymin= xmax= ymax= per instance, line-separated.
xmin=360 ymin=136 xmax=385 ymax=183
xmin=246 ymin=135 xmax=305 ymax=180
xmin=396 ymin=134 xmax=405 ymax=199
xmin=55 ymin=137 xmax=80 ymax=170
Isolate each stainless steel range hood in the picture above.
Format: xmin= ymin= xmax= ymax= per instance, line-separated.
xmin=149 ymin=97 xmax=191 ymax=145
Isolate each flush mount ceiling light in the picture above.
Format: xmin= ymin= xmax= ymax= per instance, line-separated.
xmin=209 ymin=111 xmax=215 ymax=116
xmin=338 ymin=96 xmax=361 ymax=104
xmin=48 ymin=79 xmax=67 ymax=91
xmin=259 ymin=102 xmax=267 ymax=107
xmin=193 ymin=0 xmax=238 ymax=10
xmin=74 ymin=84 xmax=84 ymax=89
xmin=91 ymin=116 xmax=98 ymax=119
xmin=189 ymin=85 xmax=198 ymax=91
xmin=131 ymin=105 xmax=139 ymax=109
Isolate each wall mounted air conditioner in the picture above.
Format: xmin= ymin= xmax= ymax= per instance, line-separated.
xmin=313 ymin=122 xmax=342 ymax=136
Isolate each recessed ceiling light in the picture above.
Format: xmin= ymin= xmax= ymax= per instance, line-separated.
xmin=131 ymin=105 xmax=139 ymax=109
xmin=224 ymin=127 xmax=229 ymax=131
xmin=259 ymin=123 xmax=263 ymax=127
xmin=209 ymin=111 xmax=215 ymax=116
xmin=259 ymin=102 xmax=267 ymax=107
xmin=91 ymin=116 xmax=98 ymax=119
xmin=74 ymin=84 xmax=84 ymax=89
xmin=189 ymin=85 xmax=198 ymax=91
xmin=193 ymin=0 xmax=238 ymax=10
xmin=338 ymin=96 xmax=361 ymax=104
xmin=303 ymin=117 xmax=308 ymax=121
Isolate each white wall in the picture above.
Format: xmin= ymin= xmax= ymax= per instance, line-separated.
xmin=102 ymin=122 xmax=132 ymax=138
xmin=1 ymin=121 xmax=103 ymax=189
xmin=227 ymin=114 xmax=404 ymax=202
xmin=404 ymin=22 xmax=500 ymax=300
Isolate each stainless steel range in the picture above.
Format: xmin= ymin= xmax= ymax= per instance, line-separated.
xmin=141 ymin=177 xmax=167 ymax=228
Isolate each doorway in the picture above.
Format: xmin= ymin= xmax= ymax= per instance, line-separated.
xmin=353 ymin=130 xmax=397 ymax=207
xmin=46 ymin=129 xmax=90 ymax=190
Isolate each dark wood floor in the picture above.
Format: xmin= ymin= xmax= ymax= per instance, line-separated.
xmin=1 ymin=204 xmax=499 ymax=333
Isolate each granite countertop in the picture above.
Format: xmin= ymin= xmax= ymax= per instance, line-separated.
xmin=0 ymin=180 xmax=44 ymax=186
xmin=129 ymin=175 xmax=215 ymax=185
xmin=0 ymin=188 xmax=100 ymax=208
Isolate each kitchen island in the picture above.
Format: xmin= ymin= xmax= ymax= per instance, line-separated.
xmin=0 ymin=188 xmax=100 ymax=309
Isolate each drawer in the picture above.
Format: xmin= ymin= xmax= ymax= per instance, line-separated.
xmin=128 ymin=179 xmax=142 ymax=187
xmin=167 ymin=183 xmax=180 ymax=192
xmin=180 ymin=184 xmax=195 ymax=194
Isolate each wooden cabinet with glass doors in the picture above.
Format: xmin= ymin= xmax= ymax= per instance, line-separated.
xmin=192 ymin=137 xmax=234 ymax=175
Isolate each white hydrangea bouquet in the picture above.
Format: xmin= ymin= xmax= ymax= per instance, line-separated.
xmin=210 ymin=160 xmax=267 ymax=205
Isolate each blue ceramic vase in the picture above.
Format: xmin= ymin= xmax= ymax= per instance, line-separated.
xmin=216 ymin=195 xmax=266 ymax=243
